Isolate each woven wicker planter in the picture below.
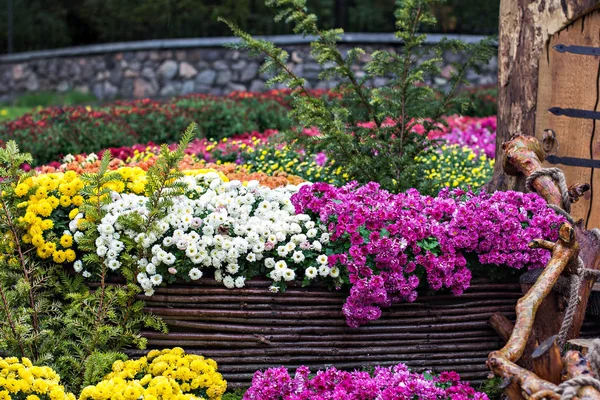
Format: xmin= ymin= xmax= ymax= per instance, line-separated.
xmin=126 ymin=278 xmax=600 ymax=389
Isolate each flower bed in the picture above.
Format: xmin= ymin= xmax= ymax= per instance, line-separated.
xmin=0 ymin=130 xmax=579 ymax=397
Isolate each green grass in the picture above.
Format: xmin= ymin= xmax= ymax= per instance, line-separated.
xmin=0 ymin=90 xmax=99 ymax=123
xmin=11 ymin=90 xmax=98 ymax=108
xmin=0 ymin=106 xmax=35 ymax=122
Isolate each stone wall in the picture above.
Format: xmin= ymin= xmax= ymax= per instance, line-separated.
xmin=0 ymin=34 xmax=497 ymax=102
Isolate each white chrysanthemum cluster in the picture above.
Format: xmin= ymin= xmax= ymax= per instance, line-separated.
xmin=73 ymin=171 xmax=334 ymax=295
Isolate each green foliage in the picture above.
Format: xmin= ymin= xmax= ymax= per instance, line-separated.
xmin=478 ymin=377 xmax=504 ymax=400
xmin=222 ymin=0 xmax=495 ymax=193
xmin=446 ymin=86 xmax=497 ymax=117
xmin=82 ymin=351 xmax=128 ymax=387
xmin=0 ymin=142 xmax=52 ymax=365
xmin=222 ymin=389 xmax=246 ymax=400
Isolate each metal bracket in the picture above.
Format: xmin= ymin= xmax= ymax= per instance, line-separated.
xmin=549 ymin=107 xmax=600 ymax=120
xmin=554 ymin=44 xmax=600 ymax=56
xmin=546 ymin=155 xmax=600 ymax=169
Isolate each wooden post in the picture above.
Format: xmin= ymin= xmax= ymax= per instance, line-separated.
xmin=531 ymin=335 xmax=563 ymax=385
xmin=489 ymin=0 xmax=600 ymax=192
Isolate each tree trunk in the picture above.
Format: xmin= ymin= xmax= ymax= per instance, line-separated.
xmin=488 ymin=0 xmax=600 ymax=192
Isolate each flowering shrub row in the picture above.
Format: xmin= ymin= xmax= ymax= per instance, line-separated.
xmin=33 ymin=113 xmax=496 ymax=196
xmin=0 ymin=350 xmax=488 ymax=400
xmin=1 ymin=85 xmax=496 ymax=168
xmin=244 ymin=364 xmax=488 ymax=400
xmin=16 ymin=161 xmax=564 ymax=326
xmin=291 ymin=182 xmax=565 ymax=327
xmin=0 ymin=91 xmax=300 ymax=166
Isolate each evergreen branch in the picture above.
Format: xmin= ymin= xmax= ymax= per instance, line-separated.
xmin=0 ymin=280 xmax=25 ymax=357
xmin=0 ymin=196 xmax=40 ymax=359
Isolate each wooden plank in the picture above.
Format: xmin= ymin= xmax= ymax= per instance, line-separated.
xmin=536 ymin=10 xmax=600 ymax=229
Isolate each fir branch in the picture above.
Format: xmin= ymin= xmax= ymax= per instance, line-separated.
xmin=0 ymin=280 xmax=25 ymax=357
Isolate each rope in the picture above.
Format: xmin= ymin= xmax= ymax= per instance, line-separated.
xmin=590 ymin=339 xmax=600 ymax=377
xmin=526 ymin=168 xmax=571 ymax=213
xmin=556 ymin=258 xmax=600 ymax=348
xmin=556 ymin=376 xmax=600 ymax=399
xmin=557 ymin=261 xmax=583 ymax=348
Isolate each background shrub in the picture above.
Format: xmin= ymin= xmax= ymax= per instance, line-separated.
xmin=0 ymin=107 xmax=137 ymax=165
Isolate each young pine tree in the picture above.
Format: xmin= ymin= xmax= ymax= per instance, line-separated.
xmin=222 ymin=0 xmax=494 ymax=193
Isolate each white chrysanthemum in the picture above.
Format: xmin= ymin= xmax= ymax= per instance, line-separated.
xmin=74 ymin=231 xmax=84 ymax=243
xmin=269 ymin=270 xmax=282 ymax=282
xmin=96 ymin=245 xmax=108 ymax=257
xmin=150 ymin=274 xmax=163 ymax=286
xmin=214 ymin=269 xmax=223 ymax=282
xmin=146 ymin=263 xmax=156 ymax=275
xmin=73 ymin=260 xmax=83 ymax=273
xmin=317 ymin=254 xmax=328 ymax=265
xmin=144 ymin=288 xmax=155 ymax=296
xmin=320 ymin=233 xmax=330 ymax=243
xmin=305 ymin=266 xmax=318 ymax=279
xmin=264 ymin=258 xmax=276 ymax=269
xmin=107 ymin=259 xmax=121 ymax=271
xmin=292 ymin=251 xmax=305 ymax=263
xmin=223 ymin=275 xmax=235 ymax=289
xmin=138 ymin=258 xmax=149 ymax=268
xmin=186 ymin=245 xmax=198 ymax=257
xmin=330 ymin=266 xmax=340 ymax=278
xmin=274 ymin=260 xmax=287 ymax=271
xmin=283 ymin=269 xmax=295 ymax=282
xmin=284 ymin=242 xmax=296 ymax=252
xmin=276 ymin=246 xmax=288 ymax=257
xmin=246 ymin=253 xmax=256 ymax=262
xmin=318 ymin=265 xmax=330 ymax=277
xmin=312 ymin=241 xmax=322 ymax=251
xmin=162 ymin=236 xmax=174 ymax=247
xmin=306 ymin=228 xmax=318 ymax=238
xmin=188 ymin=268 xmax=202 ymax=280
xmin=226 ymin=263 xmax=239 ymax=274
xmin=269 ymin=285 xmax=280 ymax=293
xmin=234 ymin=276 xmax=246 ymax=288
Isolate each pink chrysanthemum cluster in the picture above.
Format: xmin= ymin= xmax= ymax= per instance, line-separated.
xmin=243 ymin=364 xmax=489 ymax=400
xmin=292 ymin=182 xmax=565 ymax=327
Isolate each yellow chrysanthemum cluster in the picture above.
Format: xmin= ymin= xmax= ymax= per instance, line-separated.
xmin=79 ymin=348 xmax=226 ymax=400
xmin=15 ymin=167 xmax=226 ymax=265
xmin=15 ymin=171 xmax=84 ymax=263
xmin=0 ymin=357 xmax=75 ymax=400
xmin=415 ymin=144 xmax=494 ymax=191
